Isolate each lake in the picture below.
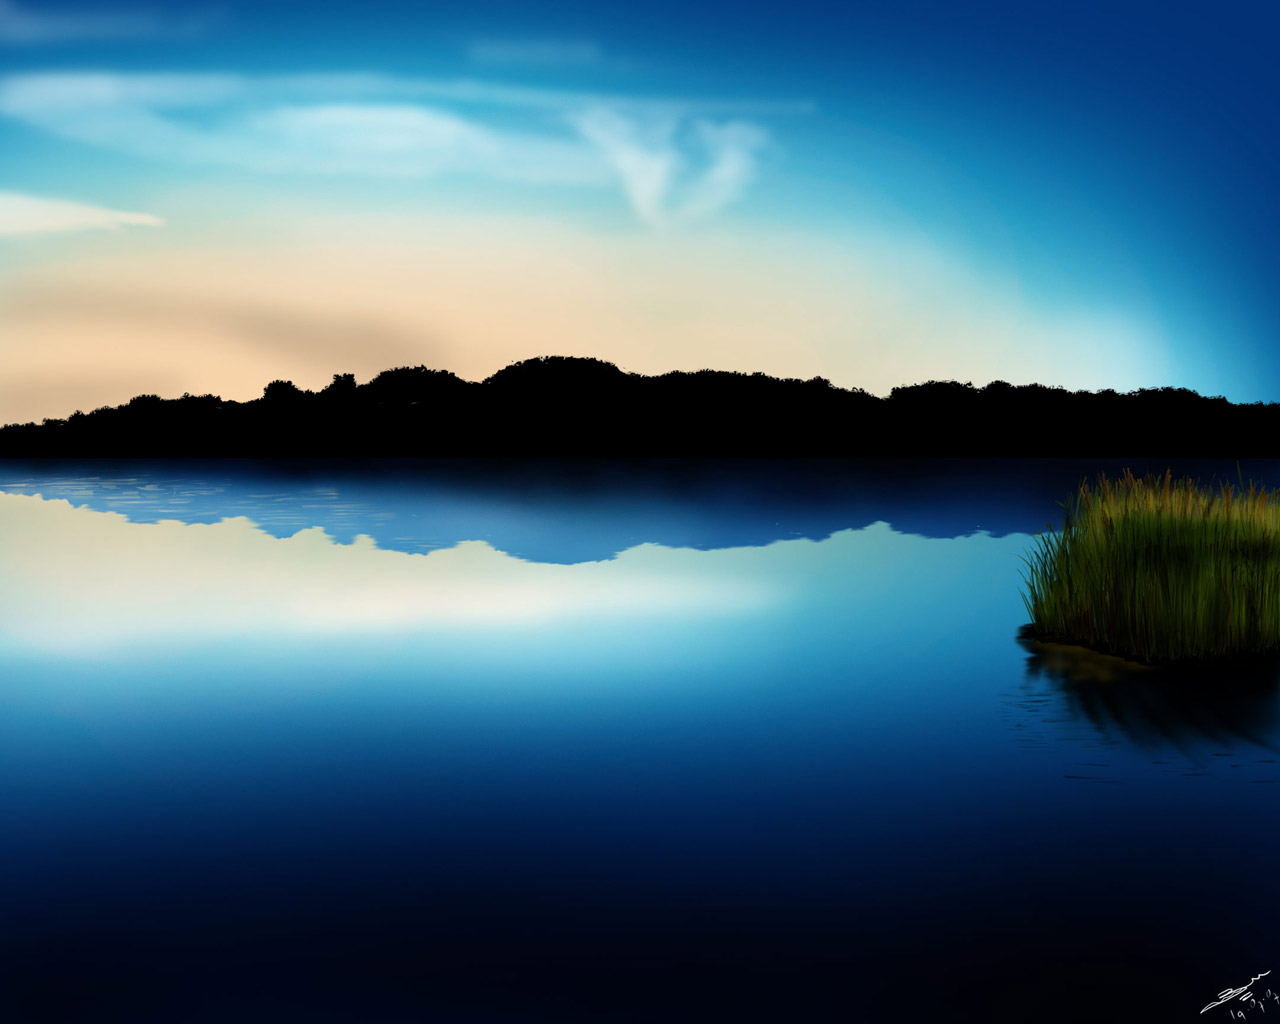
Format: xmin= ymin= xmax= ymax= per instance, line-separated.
xmin=1 ymin=458 xmax=1277 ymax=1023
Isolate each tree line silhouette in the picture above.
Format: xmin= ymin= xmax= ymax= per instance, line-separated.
xmin=0 ymin=355 xmax=1270 ymax=457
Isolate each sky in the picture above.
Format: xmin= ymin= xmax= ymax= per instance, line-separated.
xmin=0 ymin=0 xmax=1277 ymax=423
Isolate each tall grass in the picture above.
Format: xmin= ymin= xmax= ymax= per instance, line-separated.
xmin=1020 ymin=467 xmax=1280 ymax=664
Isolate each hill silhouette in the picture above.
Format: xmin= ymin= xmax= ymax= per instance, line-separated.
xmin=0 ymin=355 xmax=1268 ymax=457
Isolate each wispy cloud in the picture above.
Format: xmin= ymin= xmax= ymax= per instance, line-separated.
xmin=0 ymin=74 xmax=607 ymax=182
xmin=0 ymin=72 xmax=799 ymax=226
xmin=0 ymin=71 xmax=809 ymax=125
xmin=0 ymin=191 xmax=162 ymax=234
xmin=681 ymin=121 xmax=772 ymax=222
xmin=570 ymin=108 xmax=677 ymax=226
xmin=0 ymin=0 xmax=212 ymax=44
xmin=571 ymin=108 xmax=769 ymax=228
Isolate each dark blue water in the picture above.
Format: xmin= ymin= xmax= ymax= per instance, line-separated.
xmin=0 ymin=459 xmax=1277 ymax=1023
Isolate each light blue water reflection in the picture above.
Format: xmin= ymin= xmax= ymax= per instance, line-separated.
xmin=0 ymin=459 xmax=1277 ymax=1023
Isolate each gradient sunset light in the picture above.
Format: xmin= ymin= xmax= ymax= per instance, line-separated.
xmin=1 ymin=0 xmax=1276 ymax=424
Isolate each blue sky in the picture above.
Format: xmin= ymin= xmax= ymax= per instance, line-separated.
xmin=0 ymin=0 xmax=1276 ymax=421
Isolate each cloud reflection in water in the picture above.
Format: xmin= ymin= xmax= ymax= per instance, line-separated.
xmin=0 ymin=491 xmax=784 ymax=654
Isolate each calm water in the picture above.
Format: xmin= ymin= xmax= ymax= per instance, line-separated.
xmin=1 ymin=458 xmax=1278 ymax=1023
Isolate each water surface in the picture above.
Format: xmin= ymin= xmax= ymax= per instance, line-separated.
xmin=1 ymin=458 xmax=1277 ymax=1023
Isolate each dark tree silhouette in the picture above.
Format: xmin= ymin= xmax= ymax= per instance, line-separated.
xmin=263 ymin=380 xmax=305 ymax=403
xmin=0 ymin=356 xmax=1271 ymax=457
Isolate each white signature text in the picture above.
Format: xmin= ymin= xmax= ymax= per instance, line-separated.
xmin=1202 ymin=971 xmax=1273 ymax=1016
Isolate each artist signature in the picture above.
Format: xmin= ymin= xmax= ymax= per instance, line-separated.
xmin=1202 ymin=971 xmax=1273 ymax=1017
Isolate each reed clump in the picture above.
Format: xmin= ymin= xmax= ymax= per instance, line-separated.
xmin=1020 ymin=467 xmax=1280 ymax=665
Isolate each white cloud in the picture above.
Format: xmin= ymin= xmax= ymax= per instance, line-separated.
xmin=570 ymin=107 xmax=769 ymax=228
xmin=0 ymin=75 xmax=609 ymax=181
xmin=680 ymin=121 xmax=771 ymax=222
xmin=571 ymin=107 xmax=678 ymax=226
xmin=0 ymin=71 xmax=810 ymax=127
xmin=0 ymin=191 xmax=162 ymax=234
xmin=236 ymin=103 xmax=605 ymax=182
xmin=0 ymin=0 xmax=209 ymax=44
xmin=0 ymin=71 xmax=789 ymax=224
